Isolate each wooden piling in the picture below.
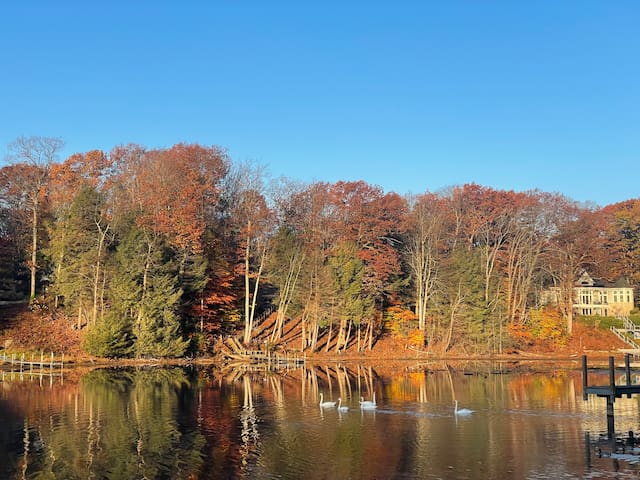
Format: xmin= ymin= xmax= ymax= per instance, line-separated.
xmin=582 ymin=355 xmax=588 ymax=400
xmin=609 ymin=356 xmax=616 ymax=399
xmin=626 ymin=353 xmax=632 ymax=398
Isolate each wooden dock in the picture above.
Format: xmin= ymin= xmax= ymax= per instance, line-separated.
xmin=0 ymin=351 xmax=64 ymax=370
xmin=582 ymin=354 xmax=638 ymax=400
xmin=582 ymin=354 xmax=639 ymax=438
xmin=221 ymin=336 xmax=306 ymax=368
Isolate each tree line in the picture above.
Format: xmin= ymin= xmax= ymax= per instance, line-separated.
xmin=1 ymin=136 xmax=639 ymax=357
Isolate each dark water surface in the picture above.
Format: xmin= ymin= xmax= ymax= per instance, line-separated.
xmin=1 ymin=361 xmax=640 ymax=479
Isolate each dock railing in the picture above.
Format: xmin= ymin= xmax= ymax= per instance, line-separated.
xmin=0 ymin=351 xmax=64 ymax=371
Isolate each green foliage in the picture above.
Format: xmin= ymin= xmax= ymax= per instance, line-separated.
xmin=109 ymin=221 xmax=189 ymax=358
xmin=328 ymin=242 xmax=375 ymax=326
xmin=267 ymin=226 xmax=304 ymax=310
xmin=83 ymin=313 xmax=134 ymax=357
xmin=437 ymin=248 xmax=490 ymax=352
xmin=576 ymin=315 xmax=623 ymax=330
xmin=135 ymin=273 xmax=189 ymax=357
xmin=49 ymin=185 xmax=108 ymax=322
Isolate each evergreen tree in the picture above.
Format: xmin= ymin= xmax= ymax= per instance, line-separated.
xmin=49 ymin=185 xmax=110 ymax=327
xmin=135 ymin=271 xmax=188 ymax=357
xmin=112 ymin=221 xmax=188 ymax=357
xmin=438 ymin=247 xmax=488 ymax=353
xmin=328 ymin=242 xmax=375 ymax=351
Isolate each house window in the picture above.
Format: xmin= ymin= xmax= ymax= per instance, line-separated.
xmin=614 ymin=292 xmax=619 ymax=303
xmin=602 ymin=292 xmax=608 ymax=304
xmin=627 ymin=292 xmax=632 ymax=303
xmin=581 ymin=291 xmax=592 ymax=304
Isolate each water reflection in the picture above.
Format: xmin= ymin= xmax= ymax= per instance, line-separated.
xmin=2 ymin=361 xmax=640 ymax=479
xmin=1 ymin=368 xmax=204 ymax=479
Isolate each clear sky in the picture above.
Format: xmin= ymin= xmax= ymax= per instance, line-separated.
xmin=1 ymin=1 xmax=638 ymax=206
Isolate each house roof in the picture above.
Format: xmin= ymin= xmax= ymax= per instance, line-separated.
xmin=575 ymin=271 xmax=632 ymax=289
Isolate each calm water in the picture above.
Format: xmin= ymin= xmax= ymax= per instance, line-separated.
xmin=1 ymin=361 xmax=640 ymax=479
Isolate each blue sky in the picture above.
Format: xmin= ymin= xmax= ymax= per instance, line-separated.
xmin=1 ymin=1 xmax=638 ymax=206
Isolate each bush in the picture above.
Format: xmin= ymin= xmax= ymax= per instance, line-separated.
xmin=83 ymin=316 xmax=133 ymax=358
xmin=509 ymin=307 xmax=566 ymax=349
xmin=576 ymin=315 xmax=623 ymax=330
xmin=385 ymin=306 xmax=423 ymax=346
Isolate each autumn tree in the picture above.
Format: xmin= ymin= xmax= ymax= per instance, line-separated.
xmin=47 ymin=150 xmax=113 ymax=312
xmin=0 ymin=181 xmax=28 ymax=298
xmin=601 ymin=199 xmax=640 ymax=285
xmin=281 ymin=182 xmax=335 ymax=351
xmin=2 ymin=136 xmax=64 ymax=301
xmin=543 ymin=199 xmax=605 ymax=335
xmin=326 ymin=181 xmax=405 ymax=349
xmin=221 ymin=161 xmax=273 ymax=345
xmin=106 ymin=143 xmax=228 ymax=356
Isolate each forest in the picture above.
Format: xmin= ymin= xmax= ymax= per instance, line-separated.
xmin=1 ymin=136 xmax=639 ymax=358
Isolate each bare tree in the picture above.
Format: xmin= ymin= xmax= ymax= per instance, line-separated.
xmin=404 ymin=193 xmax=443 ymax=337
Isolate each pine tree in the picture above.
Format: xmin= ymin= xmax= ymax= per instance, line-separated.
xmin=49 ymin=185 xmax=110 ymax=327
xmin=108 ymin=221 xmax=188 ymax=357
xmin=328 ymin=242 xmax=375 ymax=351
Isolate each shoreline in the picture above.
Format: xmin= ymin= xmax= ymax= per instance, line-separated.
xmin=1 ymin=349 xmax=625 ymax=371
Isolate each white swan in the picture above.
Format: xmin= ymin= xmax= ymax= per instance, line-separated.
xmin=319 ymin=393 xmax=336 ymax=408
xmin=359 ymin=392 xmax=377 ymax=409
xmin=454 ymin=400 xmax=473 ymax=415
xmin=337 ymin=398 xmax=349 ymax=412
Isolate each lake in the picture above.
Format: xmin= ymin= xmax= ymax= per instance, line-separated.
xmin=1 ymin=360 xmax=639 ymax=479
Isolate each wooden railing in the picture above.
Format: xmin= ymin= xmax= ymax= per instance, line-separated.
xmin=610 ymin=317 xmax=640 ymax=351
xmin=0 ymin=351 xmax=64 ymax=369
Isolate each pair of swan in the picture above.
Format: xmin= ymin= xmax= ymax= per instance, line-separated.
xmin=319 ymin=393 xmax=350 ymax=411
xmin=453 ymin=400 xmax=473 ymax=415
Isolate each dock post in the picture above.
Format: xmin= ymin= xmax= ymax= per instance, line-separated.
xmin=607 ymin=356 xmax=616 ymax=439
xmin=607 ymin=397 xmax=615 ymax=439
xmin=626 ymin=353 xmax=632 ymax=398
xmin=582 ymin=355 xmax=588 ymax=400
xmin=609 ymin=356 xmax=616 ymax=395
xmin=584 ymin=432 xmax=592 ymax=468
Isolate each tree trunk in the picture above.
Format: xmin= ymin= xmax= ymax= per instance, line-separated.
xmin=92 ymin=223 xmax=109 ymax=325
xmin=30 ymin=199 xmax=38 ymax=301
xmin=444 ymin=281 xmax=464 ymax=352
xmin=271 ymin=253 xmax=303 ymax=342
xmin=244 ymin=240 xmax=267 ymax=345
xmin=325 ymin=322 xmax=332 ymax=352
xmin=335 ymin=315 xmax=348 ymax=353
xmin=243 ymin=223 xmax=252 ymax=343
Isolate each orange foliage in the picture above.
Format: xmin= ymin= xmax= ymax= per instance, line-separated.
xmin=0 ymin=306 xmax=84 ymax=357
xmin=508 ymin=307 xmax=566 ymax=349
xmin=385 ymin=306 xmax=423 ymax=346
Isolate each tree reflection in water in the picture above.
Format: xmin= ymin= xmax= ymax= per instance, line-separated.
xmin=0 ymin=368 xmax=205 ymax=479
xmin=3 ymin=362 xmax=640 ymax=479
xmin=238 ymin=374 xmax=261 ymax=476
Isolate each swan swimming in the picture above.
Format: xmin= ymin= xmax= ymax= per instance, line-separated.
xmin=319 ymin=393 xmax=336 ymax=408
xmin=337 ymin=398 xmax=349 ymax=412
xmin=359 ymin=392 xmax=377 ymax=409
xmin=454 ymin=400 xmax=473 ymax=415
